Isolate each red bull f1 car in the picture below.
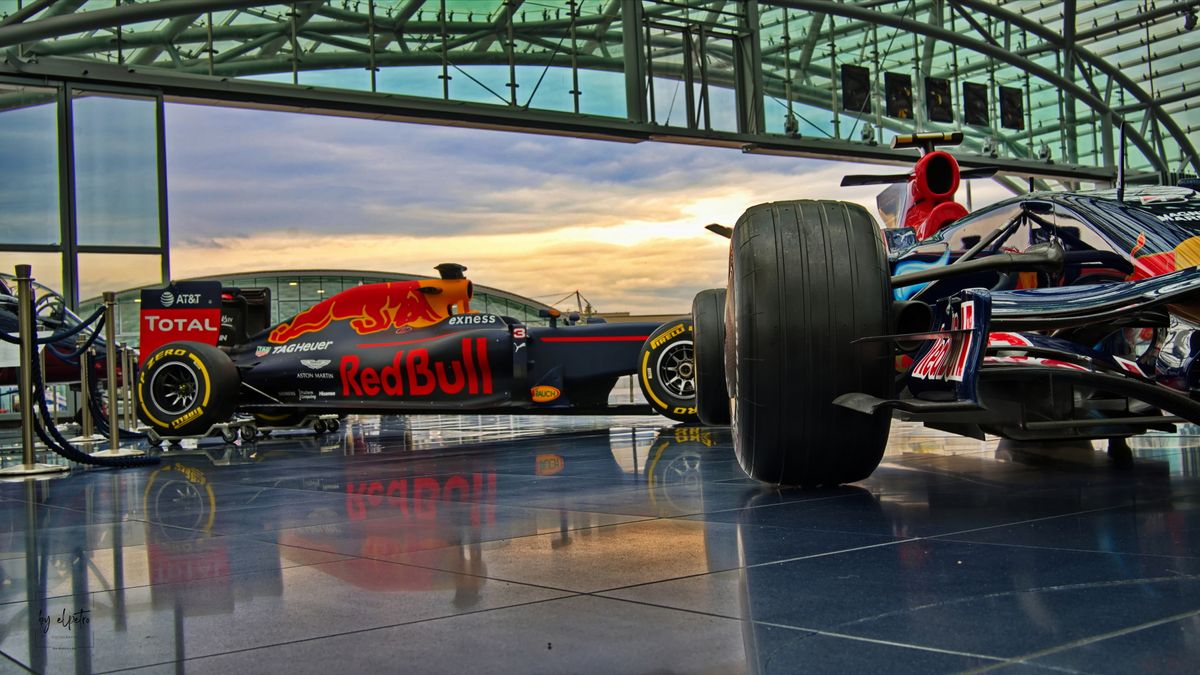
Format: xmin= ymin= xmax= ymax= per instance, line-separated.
xmin=136 ymin=264 xmax=699 ymax=440
xmin=696 ymin=132 xmax=1200 ymax=486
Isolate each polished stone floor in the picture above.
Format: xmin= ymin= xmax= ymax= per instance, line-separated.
xmin=1 ymin=415 xmax=1199 ymax=674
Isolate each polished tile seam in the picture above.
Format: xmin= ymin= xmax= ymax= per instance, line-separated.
xmin=86 ymin=593 xmax=602 ymax=674
xmin=925 ymin=502 xmax=1149 ymax=541
xmin=958 ymin=606 xmax=1200 ymax=674
xmin=837 ymin=573 xmax=1200 ymax=631
xmin=750 ymin=620 xmax=1009 ymax=664
xmin=0 ymin=547 xmax=359 ymax=608
xmin=0 ymin=646 xmax=35 ymax=674
xmin=933 ymin=536 xmax=1200 ymax=561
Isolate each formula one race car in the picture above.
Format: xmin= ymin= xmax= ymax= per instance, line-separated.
xmin=135 ymin=264 xmax=698 ymax=439
xmin=696 ymin=133 xmax=1200 ymax=486
xmin=692 ymin=133 xmax=1200 ymax=429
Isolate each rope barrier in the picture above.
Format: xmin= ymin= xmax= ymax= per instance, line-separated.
xmin=30 ymin=347 xmax=159 ymax=468
xmin=0 ymin=307 xmax=105 ymax=345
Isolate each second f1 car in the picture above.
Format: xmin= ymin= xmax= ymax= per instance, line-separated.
xmin=136 ymin=264 xmax=699 ymax=438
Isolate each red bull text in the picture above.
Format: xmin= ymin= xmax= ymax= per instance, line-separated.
xmin=341 ymin=338 xmax=493 ymax=397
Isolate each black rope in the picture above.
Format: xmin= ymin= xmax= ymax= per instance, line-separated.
xmin=30 ymin=350 xmax=159 ymax=468
xmin=0 ymin=307 xmax=106 ymax=345
xmin=45 ymin=315 xmax=106 ymax=363
xmin=84 ymin=361 xmax=146 ymax=439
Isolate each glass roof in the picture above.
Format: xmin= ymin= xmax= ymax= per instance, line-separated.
xmin=0 ymin=0 xmax=1196 ymax=183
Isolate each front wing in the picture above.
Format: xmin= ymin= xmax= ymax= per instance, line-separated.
xmin=836 ymin=287 xmax=1200 ymax=439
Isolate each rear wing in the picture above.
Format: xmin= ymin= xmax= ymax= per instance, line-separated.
xmin=220 ymin=287 xmax=272 ymax=347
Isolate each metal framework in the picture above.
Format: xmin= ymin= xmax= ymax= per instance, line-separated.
xmin=1 ymin=0 xmax=1198 ymax=183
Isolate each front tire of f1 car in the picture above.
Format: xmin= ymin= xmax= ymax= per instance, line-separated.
xmin=692 ymin=288 xmax=730 ymax=425
xmin=727 ymin=200 xmax=893 ymax=486
xmin=138 ymin=342 xmax=238 ymax=437
xmin=638 ymin=318 xmax=700 ymax=423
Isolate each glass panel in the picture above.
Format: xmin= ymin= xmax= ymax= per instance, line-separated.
xmin=73 ymin=92 xmax=161 ymax=247
xmin=77 ymin=252 xmax=162 ymax=305
xmin=277 ymin=278 xmax=301 ymax=302
xmin=0 ymin=252 xmax=63 ymax=295
xmin=0 ymin=84 xmax=60 ymax=245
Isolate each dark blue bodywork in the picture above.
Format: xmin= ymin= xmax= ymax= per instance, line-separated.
xmin=859 ymin=266 xmax=1200 ymax=441
xmin=887 ymin=187 xmax=1200 ymax=302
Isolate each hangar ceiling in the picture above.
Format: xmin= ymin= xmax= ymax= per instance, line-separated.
xmin=1 ymin=0 xmax=1198 ymax=183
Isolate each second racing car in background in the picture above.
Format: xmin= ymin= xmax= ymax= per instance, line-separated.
xmin=694 ymin=132 xmax=1200 ymax=486
xmin=136 ymin=263 xmax=700 ymax=440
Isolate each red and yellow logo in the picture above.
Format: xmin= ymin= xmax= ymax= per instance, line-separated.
xmin=535 ymin=454 xmax=564 ymax=476
xmin=269 ymin=279 xmax=471 ymax=344
xmin=531 ymin=385 xmax=561 ymax=403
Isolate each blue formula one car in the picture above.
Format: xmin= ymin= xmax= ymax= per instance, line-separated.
xmin=694 ymin=133 xmax=1200 ymax=486
xmin=135 ymin=264 xmax=700 ymax=443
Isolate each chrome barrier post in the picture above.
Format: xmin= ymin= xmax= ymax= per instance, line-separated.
xmin=0 ymin=265 xmax=68 ymax=477
xmin=128 ymin=346 xmax=141 ymax=431
xmin=121 ymin=344 xmax=134 ymax=430
xmin=92 ymin=292 xmax=142 ymax=458
xmin=68 ymin=341 xmax=103 ymax=445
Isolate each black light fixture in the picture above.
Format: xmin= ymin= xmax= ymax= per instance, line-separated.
xmin=999 ymin=86 xmax=1024 ymax=131
xmin=885 ymin=72 xmax=913 ymax=119
xmin=925 ymin=77 xmax=952 ymax=123
xmin=963 ymin=81 xmax=989 ymax=126
xmin=841 ymin=64 xmax=871 ymax=113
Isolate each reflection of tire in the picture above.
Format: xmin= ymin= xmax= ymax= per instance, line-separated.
xmin=692 ymin=288 xmax=730 ymax=425
xmin=727 ymin=200 xmax=892 ymax=486
xmin=142 ymin=464 xmax=217 ymax=534
xmin=638 ymin=319 xmax=699 ymax=423
xmin=138 ymin=342 xmax=238 ymax=437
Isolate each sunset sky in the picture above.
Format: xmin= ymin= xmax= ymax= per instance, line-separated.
xmin=164 ymin=102 xmax=1014 ymax=314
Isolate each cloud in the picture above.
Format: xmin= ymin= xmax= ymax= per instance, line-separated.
xmin=163 ymin=102 xmax=1021 ymax=312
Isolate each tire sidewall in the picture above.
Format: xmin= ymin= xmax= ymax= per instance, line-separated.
xmin=692 ymin=288 xmax=730 ymax=425
xmin=638 ymin=319 xmax=699 ymax=423
xmin=728 ymin=200 xmax=892 ymax=486
xmin=138 ymin=342 xmax=235 ymax=436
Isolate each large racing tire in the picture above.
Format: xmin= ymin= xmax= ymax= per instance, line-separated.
xmin=726 ymin=200 xmax=893 ymax=486
xmin=138 ymin=342 xmax=238 ymax=437
xmin=638 ymin=318 xmax=700 ymax=423
xmin=692 ymin=288 xmax=730 ymax=425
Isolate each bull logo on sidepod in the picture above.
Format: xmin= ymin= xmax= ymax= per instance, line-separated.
xmin=269 ymin=282 xmax=444 ymax=344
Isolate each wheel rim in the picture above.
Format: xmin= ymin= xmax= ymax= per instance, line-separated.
xmin=149 ymin=361 xmax=200 ymax=415
xmin=656 ymin=340 xmax=696 ymax=400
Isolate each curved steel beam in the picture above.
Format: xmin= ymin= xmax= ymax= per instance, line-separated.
xmin=0 ymin=0 xmax=278 ymax=48
xmin=770 ymin=0 xmax=1168 ymax=174
xmin=951 ymin=0 xmax=1199 ymax=174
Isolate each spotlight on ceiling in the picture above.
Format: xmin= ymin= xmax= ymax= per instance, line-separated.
xmin=784 ymin=114 xmax=799 ymax=137
xmin=860 ymin=123 xmax=876 ymax=145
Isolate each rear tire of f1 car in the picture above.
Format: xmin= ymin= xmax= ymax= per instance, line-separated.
xmin=692 ymin=288 xmax=730 ymax=425
xmin=138 ymin=342 xmax=238 ymax=437
xmin=727 ymin=200 xmax=893 ymax=486
xmin=638 ymin=318 xmax=700 ymax=423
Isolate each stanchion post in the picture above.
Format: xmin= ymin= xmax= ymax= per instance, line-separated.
xmin=0 ymin=264 xmax=67 ymax=477
xmin=127 ymin=345 xmax=139 ymax=430
xmin=92 ymin=292 xmax=142 ymax=458
xmin=69 ymin=339 xmax=102 ymax=445
xmin=121 ymin=344 xmax=133 ymax=430
xmin=80 ymin=347 xmax=92 ymax=436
